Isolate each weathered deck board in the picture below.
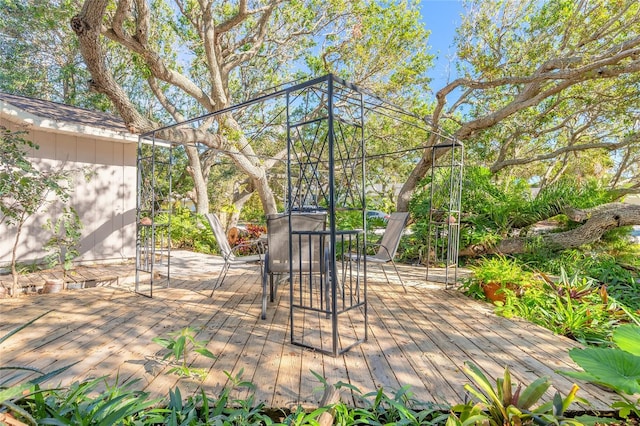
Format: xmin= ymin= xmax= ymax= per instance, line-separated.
xmin=0 ymin=253 xmax=618 ymax=411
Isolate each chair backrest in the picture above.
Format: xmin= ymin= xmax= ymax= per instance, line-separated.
xmin=205 ymin=213 xmax=234 ymax=260
xmin=373 ymin=212 xmax=410 ymax=261
xmin=266 ymin=212 xmax=326 ymax=273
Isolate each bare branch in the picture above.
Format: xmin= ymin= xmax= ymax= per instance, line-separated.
xmin=222 ymin=1 xmax=279 ymax=73
xmin=148 ymin=77 xmax=184 ymax=123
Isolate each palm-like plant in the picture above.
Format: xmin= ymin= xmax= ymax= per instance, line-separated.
xmin=449 ymin=362 xmax=584 ymax=425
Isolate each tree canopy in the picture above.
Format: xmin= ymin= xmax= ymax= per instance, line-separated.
xmin=399 ymin=0 xmax=640 ymax=210
xmin=2 ymin=0 xmax=639 ymax=227
xmin=68 ymin=0 xmax=432 ymax=216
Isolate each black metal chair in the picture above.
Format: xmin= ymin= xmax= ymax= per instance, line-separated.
xmin=261 ymin=212 xmax=327 ymax=319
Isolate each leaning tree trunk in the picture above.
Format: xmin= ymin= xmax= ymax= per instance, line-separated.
xmin=460 ymin=203 xmax=640 ymax=256
xmin=397 ymin=156 xmax=429 ymax=212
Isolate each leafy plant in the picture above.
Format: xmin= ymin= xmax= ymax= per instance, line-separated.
xmin=23 ymin=378 xmax=163 ymax=425
xmin=154 ymin=207 xmax=218 ymax=254
xmin=306 ymin=370 xmax=450 ymax=425
xmin=471 ymin=255 xmax=532 ymax=287
xmin=162 ymin=371 xmax=272 ymax=426
xmin=449 ymin=362 xmax=586 ymax=425
xmin=496 ymin=269 xmax=617 ymax=345
xmin=0 ymin=127 xmax=74 ymax=296
xmin=559 ymin=324 xmax=640 ymax=418
xmin=520 ymin=245 xmax=640 ymax=313
xmin=43 ymin=206 xmax=83 ymax=278
xmin=233 ymin=223 xmax=266 ymax=255
xmin=464 ymin=255 xmax=533 ymax=304
xmin=152 ymin=327 xmax=216 ymax=379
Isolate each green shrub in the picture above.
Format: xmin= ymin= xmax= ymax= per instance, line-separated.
xmin=448 ymin=362 xmax=586 ymax=426
xmin=462 ymin=257 xmax=634 ymax=346
xmin=496 ymin=269 xmax=626 ymax=346
xmin=520 ymin=245 xmax=640 ymax=313
xmin=156 ymin=207 xmax=218 ymax=254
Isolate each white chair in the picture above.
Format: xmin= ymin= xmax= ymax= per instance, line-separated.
xmin=346 ymin=212 xmax=409 ymax=291
xmin=205 ymin=213 xmax=263 ymax=297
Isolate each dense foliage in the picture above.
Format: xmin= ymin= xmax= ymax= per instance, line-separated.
xmin=460 ymin=255 xmax=640 ymax=346
xmin=155 ymin=208 xmax=218 ymax=254
xmin=405 ymin=166 xmax=619 ymax=259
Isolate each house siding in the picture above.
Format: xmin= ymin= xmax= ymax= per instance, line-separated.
xmin=0 ymin=121 xmax=136 ymax=266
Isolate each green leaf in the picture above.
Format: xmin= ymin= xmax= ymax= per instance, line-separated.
xmin=0 ymin=382 xmax=33 ymax=403
xmin=0 ymin=399 xmax=37 ymax=425
xmin=613 ymin=324 xmax=640 ymax=356
xmin=0 ymin=310 xmax=51 ymax=345
xmin=151 ymin=336 xmax=172 ymax=349
xmin=501 ymin=368 xmax=512 ymax=405
xmin=517 ymin=376 xmax=550 ymax=410
xmin=173 ymin=335 xmax=186 ymax=360
xmin=463 ymin=362 xmax=499 ymax=402
xmin=565 ymin=347 xmax=640 ymax=395
xmin=194 ymin=347 xmax=216 ymax=359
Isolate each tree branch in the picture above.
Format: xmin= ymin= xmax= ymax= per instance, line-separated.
xmin=490 ymin=132 xmax=640 ymax=173
xmin=461 ymin=203 xmax=640 ymax=256
xmin=71 ymin=0 xmax=153 ymax=132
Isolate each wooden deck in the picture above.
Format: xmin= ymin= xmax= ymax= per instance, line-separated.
xmin=0 ymin=252 xmax=616 ymax=411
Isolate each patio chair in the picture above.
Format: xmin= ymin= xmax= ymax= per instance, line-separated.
xmin=261 ymin=212 xmax=327 ymax=319
xmin=205 ymin=213 xmax=263 ymax=296
xmin=347 ymin=211 xmax=409 ymax=291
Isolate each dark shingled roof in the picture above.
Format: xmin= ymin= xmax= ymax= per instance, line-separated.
xmin=0 ymin=92 xmax=129 ymax=133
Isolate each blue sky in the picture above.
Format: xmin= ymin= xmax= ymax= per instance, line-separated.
xmin=419 ymin=0 xmax=464 ymax=90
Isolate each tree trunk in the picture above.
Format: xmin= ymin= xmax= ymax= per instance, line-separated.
xmin=10 ymin=220 xmax=24 ymax=297
xmin=253 ymin=173 xmax=278 ymax=215
xmin=397 ymin=156 xmax=429 ymax=212
xmin=229 ymin=182 xmax=255 ymax=228
xmin=460 ymin=203 xmax=640 ymax=256
xmin=185 ymin=145 xmax=209 ymax=215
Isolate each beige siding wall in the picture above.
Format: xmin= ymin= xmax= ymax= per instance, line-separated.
xmin=0 ymin=122 xmax=136 ymax=266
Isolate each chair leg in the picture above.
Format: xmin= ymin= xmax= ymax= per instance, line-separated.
xmin=389 ymin=260 xmax=407 ymax=293
xmin=270 ymin=274 xmax=276 ymax=302
xmin=261 ymin=253 xmax=270 ymax=320
xmin=211 ymin=261 xmax=230 ymax=297
xmin=379 ymin=264 xmax=391 ymax=285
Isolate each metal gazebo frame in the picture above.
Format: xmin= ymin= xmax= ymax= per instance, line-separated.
xmin=136 ymin=73 xmax=462 ymax=356
xmin=425 ymin=141 xmax=464 ymax=288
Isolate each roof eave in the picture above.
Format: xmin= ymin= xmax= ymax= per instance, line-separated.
xmin=0 ymin=100 xmax=139 ymax=144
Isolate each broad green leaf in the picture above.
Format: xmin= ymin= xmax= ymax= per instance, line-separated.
xmin=613 ymin=324 xmax=640 ymax=357
xmin=151 ymin=336 xmax=172 ymax=348
xmin=173 ymin=335 xmax=186 ymax=360
xmin=501 ymin=368 xmax=512 ymax=405
xmin=566 ymin=347 xmax=640 ymax=395
xmin=463 ymin=362 xmax=499 ymax=402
